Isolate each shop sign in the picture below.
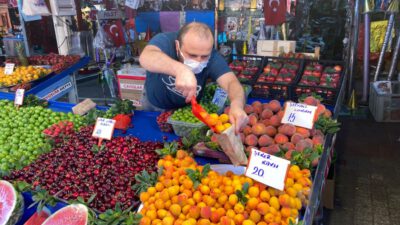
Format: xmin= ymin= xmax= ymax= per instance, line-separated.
xmin=97 ymin=10 xmax=124 ymax=20
xmin=35 ymin=75 xmax=73 ymax=101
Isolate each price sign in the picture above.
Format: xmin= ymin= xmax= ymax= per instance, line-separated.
xmin=4 ymin=63 xmax=15 ymax=75
xmin=14 ymin=89 xmax=25 ymax=106
xmin=92 ymin=118 xmax=116 ymax=140
xmin=212 ymin=87 xmax=228 ymax=109
xmin=245 ymin=148 xmax=290 ymax=191
xmin=281 ymin=102 xmax=317 ymax=129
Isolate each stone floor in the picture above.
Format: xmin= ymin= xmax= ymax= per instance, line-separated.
xmin=324 ymin=115 xmax=400 ymax=225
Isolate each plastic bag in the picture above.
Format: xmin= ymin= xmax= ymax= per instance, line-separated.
xmin=22 ymin=0 xmax=51 ymax=16
xmin=93 ymin=26 xmax=114 ymax=49
xmin=216 ymin=125 xmax=248 ymax=166
xmin=103 ymin=67 xmax=119 ymax=98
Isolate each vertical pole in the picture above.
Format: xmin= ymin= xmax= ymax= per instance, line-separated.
xmin=387 ymin=28 xmax=400 ymax=80
xmin=362 ymin=13 xmax=370 ymax=102
xmin=373 ymin=13 xmax=395 ymax=81
xmin=74 ymin=0 xmax=84 ymax=31
xmin=214 ymin=0 xmax=218 ymax=49
xmin=17 ymin=3 xmax=30 ymax=56
xmin=348 ymin=0 xmax=361 ymax=96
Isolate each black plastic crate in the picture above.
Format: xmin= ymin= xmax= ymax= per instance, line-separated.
xmin=229 ymin=54 xmax=264 ymax=86
xmin=292 ymin=59 xmax=345 ymax=105
xmin=251 ymin=56 xmax=304 ymax=101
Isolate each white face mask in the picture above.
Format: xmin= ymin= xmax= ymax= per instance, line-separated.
xmin=178 ymin=48 xmax=209 ymax=74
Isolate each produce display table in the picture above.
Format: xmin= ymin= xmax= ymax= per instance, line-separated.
xmin=0 ymin=56 xmax=90 ymax=104
xmin=0 ymin=85 xmax=343 ymax=224
xmin=302 ymin=73 xmax=346 ymax=225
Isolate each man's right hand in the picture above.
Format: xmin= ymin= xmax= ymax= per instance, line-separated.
xmin=175 ymin=65 xmax=197 ymax=103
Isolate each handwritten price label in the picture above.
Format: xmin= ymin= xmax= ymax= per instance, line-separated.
xmin=245 ymin=148 xmax=290 ymax=191
xmin=14 ymin=89 xmax=25 ymax=106
xmin=281 ymin=102 xmax=317 ymax=129
xmin=4 ymin=63 xmax=15 ymax=75
xmin=92 ymin=118 xmax=116 ymax=140
xmin=212 ymin=87 xmax=228 ymax=109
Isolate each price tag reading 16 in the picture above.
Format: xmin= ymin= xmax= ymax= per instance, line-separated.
xmin=92 ymin=118 xmax=116 ymax=140
xmin=245 ymin=148 xmax=290 ymax=191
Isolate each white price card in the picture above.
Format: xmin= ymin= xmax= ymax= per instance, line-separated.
xmin=281 ymin=102 xmax=317 ymax=129
xmin=4 ymin=63 xmax=15 ymax=75
xmin=212 ymin=87 xmax=228 ymax=109
xmin=92 ymin=118 xmax=116 ymax=140
xmin=14 ymin=89 xmax=25 ymax=106
xmin=245 ymin=148 xmax=290 ymax=191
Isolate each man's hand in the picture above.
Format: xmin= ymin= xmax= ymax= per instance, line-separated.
xmin=229 ymin=105 xmax=249 ymax=134
xmin=175 ymin=66 xmax=197 ymax=103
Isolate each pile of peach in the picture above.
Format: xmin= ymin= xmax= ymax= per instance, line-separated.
xmin=224 ymin=96 xmax=330 ymax=162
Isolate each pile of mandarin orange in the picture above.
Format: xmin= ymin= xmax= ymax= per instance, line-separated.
xmin=139 ymin=150 xmax=312 ymax=225
xmin=200 ymin=113 xmax=231 ymax=134
xmin=0 ymin=66 xmax=51 ymax=87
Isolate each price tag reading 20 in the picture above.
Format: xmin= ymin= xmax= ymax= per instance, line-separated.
xmin=245 ymin=148 xmax=290 ymax=191
xmin=92 ymin=118 xmax=116 ymax=140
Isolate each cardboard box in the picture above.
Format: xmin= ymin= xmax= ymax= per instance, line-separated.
xmin=117 ymin=67 xmax=146 ymax=110
xmin=257 ymin=40 xmax=296 ymax=57
xmin=322 ymin=163 xmax=336 ymax=209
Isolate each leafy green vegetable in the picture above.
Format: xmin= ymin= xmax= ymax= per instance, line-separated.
xmin=315 ymin=116 xmax=341 ymax=134
xmin=108 ymin=99 xmax=135 ymax=117
xmin=156 ymin=142 xmax=179 ymax=158
xmin=95 ymin=203 xmax=141 ymax=225
xmin=132 ymin=170 xmax=159 ymax=195
xmin=298 ymin=93 xmax=324 ymax=103
xmin=23 ymin=95 xmax=48 ymax=107
xmin=235 ymin=182 xmax=250 ymax=205
xmin=12 ymin=181 xmax=31 ymax=192
xmin=290 ymin=148 xmax=320 ymax=170
xmin=185 ymin=164 xmax=211 ymax=189
xmin=29 ymin=187 xmax=58 ymax=212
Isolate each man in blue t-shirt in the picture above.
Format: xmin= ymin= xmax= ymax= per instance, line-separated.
xmin=139 ymin=22 xmax=248 ymax=133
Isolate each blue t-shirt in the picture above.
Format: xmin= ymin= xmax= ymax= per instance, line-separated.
xmin=144 ymin=32 xmax=231 ymax=110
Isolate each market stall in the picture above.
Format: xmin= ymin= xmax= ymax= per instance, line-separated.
xmin=0 ymin=0 xmax=380 ymax=225
xmin=0 ymin=64 xmax=343 ymax=224
xmin=0 ymin=56 xmax=90 ymax=103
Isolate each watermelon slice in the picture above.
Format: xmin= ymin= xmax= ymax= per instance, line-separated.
xmin=42 ymin=204 xmax=88 ymax=225
xmin=24 ymin=207 xmax=51 ymax=225
xmin=0 ymin=180 xmax=24 ymax=225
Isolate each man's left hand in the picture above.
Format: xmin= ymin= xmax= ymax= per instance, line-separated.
xmin=228 ymin=106 xmax=249 ymax=134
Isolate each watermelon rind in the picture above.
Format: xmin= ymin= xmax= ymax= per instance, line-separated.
xmin=0 ymin=180 xmax=24 ymax=225
xmin=42 ymin=204 xmax=88 ymax=225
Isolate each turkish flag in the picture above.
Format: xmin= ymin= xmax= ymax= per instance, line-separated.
xmin=264 ymin=0 xmax=287 ymax=25
xmin=104 ymin=20 xmax=126 ymax=47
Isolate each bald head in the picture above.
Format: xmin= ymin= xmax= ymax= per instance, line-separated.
xmin=177 ymin=22 xmax=213 ymax=47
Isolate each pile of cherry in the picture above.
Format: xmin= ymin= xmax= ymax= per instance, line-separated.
xmin=4 ymin=125 xmax=162 ymax=212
